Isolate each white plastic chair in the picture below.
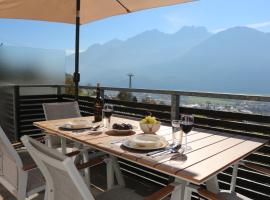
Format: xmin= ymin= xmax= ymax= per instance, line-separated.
xmin=42 ymin=101 xmax=81 ymax=153
xmin=21 ymin=135 xmax=179 ymax=200
xmin=43 ymin=101 xmax=106 ymax=186
xmin=0 ymin=127 xmax=45 ymax=200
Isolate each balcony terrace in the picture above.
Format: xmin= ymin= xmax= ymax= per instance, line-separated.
xmin=0 ymin=84 xmax=269 ymax=200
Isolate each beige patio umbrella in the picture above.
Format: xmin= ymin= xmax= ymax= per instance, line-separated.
xmin=0 ymin=0 xmax=195 ymax=99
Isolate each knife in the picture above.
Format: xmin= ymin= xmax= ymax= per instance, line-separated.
xmin=146 ymin=144 xmax=174 ymax=156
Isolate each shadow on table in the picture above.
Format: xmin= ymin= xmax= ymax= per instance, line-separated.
xmin=105 ymin=130 xmax=136 ymax=136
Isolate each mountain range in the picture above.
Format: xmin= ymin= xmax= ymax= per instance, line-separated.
xmin=66 ymin=26 xmax=270 ymax=94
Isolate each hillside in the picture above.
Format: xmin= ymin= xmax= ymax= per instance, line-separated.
xmin=66 ymin=26 xmax=270 ymax=94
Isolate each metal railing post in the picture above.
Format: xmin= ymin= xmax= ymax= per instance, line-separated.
xmin=171 ymin=94 xmax=180 ymax=121
xmin=100 ymin=87 xmax=105 ymax=99
xmin=13 ymin=86 xmax=20 ymax=141
xmin=57 ymin=85 xmax=62 ymax=101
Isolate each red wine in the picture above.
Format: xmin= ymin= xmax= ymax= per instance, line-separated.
xmin=180 ymin=122 xmax=193 ymax=134
xmin=94 ymin=83 xmax=104 ymax=122
xmin=103 ymin=109 xmax=113 ymax=118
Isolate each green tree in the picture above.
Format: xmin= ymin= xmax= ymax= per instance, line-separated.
xmin=65 ymin=73 xmax=75 ymax=95
xmin=117 ymin=91 xmax=134 ymax=101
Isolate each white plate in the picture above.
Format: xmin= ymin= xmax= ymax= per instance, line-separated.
xmin=122 ymin=134 xmax=168 ymax=150
xmin=59 ymin=122 xmax=93 ymax=130
xmin=107 ymin=129 xmax=135 ymax=136
xmin=110 ymin=125 xmax=138 ymax=134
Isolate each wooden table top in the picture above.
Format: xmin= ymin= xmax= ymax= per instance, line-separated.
xmin=34 ymin=116 xmax=267 ymax=184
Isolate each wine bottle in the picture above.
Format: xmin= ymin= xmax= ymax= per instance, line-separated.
xmin=94 ymin=83 xmax=104 ymax=122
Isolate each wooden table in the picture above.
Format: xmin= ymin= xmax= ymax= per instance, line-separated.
xmin=34 ymin=116 xmax=267 ymax=200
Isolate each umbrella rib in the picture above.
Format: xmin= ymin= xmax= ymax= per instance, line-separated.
xmin=115 ymin=0 xmax=131 ymax=13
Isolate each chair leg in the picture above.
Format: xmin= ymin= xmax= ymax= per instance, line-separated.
xmin=105 ymin=157 xmax=114 ymax=190
xmin=44 ymin=185 xmax=49 ymax=200
xmin=17 ymin=171 xmax=28 ymax=200
xmin=46 ymin=135 xmax=52 ymax=148
xmin=61 ymin=137 xmax=67 ymax=154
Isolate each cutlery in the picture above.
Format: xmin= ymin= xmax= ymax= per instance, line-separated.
xmin=146 ymin=143 xmax=174 ymax=156
xmin=147 ymin=144 xmax=182 ymax=157
xmin=91 ymin=124 xmax=101 ymax=131
xmin=110 ymin=139 xmax=126 ymax=144
xmin=66 ymin=124 xmax=102 ymax=134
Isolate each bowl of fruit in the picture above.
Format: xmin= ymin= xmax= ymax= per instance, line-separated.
xmin=140 ymin=116 xmax=160 ymax=134
xmin=106 ymin=123 xmax=136 ymax=136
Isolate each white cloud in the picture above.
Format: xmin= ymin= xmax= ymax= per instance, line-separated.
xmin=245 ymin=21 xmax=270 ymax=29
xmin=212 ymin=20 xmax=270 ymax=33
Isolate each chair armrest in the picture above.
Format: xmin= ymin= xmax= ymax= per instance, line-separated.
xmin=65 ymin=150 xmax=81 ymax=157
xmin=197 ymin=188 xmax=224 ymax=200
xmin=22 ymin=163 xmax=37 ymax=171
xmin=242 ymin=162 xmax=270 ymax=175
xmin=12 ymin=141 xmax=24 ymax=149
xmin=144 ymin=185 xmax=175 ymax=200
xmin=13 ymin=136 xmax=45 ymax=149
xmin=76 ymin=156 xmax=105 ymax=170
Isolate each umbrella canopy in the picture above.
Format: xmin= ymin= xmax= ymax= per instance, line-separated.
xmin=0 ymin=0 xmax=193 ymax=24
xmin=0 ymin=0 xmax=195 ymax=99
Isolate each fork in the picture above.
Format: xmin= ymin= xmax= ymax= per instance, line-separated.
xmin=147 ymin=144 xmax=182 ymax=157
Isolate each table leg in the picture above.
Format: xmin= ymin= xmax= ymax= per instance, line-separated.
xmin=82 ymin=148 xmax=90 ymax=187
xmin=206 ymin=176 xmax=219 ymax=194
xmin=105 ymin=157 xmax=114 ymax=190
xmin=183 ymin=183 xmax=192 ymax=200
xmin=105 ymin=156 xmax=125 ymax=190
xmin=230 ymin=161 xmax=239 ymax=193
xmin=111 ymin=156 xmax=125 ymax=187
xmin=170 ymin=179 xmax=187 ymax=200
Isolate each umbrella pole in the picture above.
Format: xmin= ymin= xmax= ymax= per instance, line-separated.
xmin=73 ymin=0 xmax=81 ymax=101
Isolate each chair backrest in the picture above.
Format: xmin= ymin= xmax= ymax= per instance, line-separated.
xmin=0 ymin=126 xmax=23 ymax=191
xmin=43 ymin=101 xmax=81 ymax=120
xmin=43 ymin=101 xmax=81 ymax=146
xmin=21 ymin=135 xmax=94 ymax=200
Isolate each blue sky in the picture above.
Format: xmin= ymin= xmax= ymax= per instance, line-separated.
xmin=0 ymin=0 xmax=269 ymax=52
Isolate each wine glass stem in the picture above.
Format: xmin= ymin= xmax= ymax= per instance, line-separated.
xmin=185 ymin=133 xmax=188 ymax=150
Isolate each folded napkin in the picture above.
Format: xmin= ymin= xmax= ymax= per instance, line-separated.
xmin=128 ymin=135 xmax=165 ymax=148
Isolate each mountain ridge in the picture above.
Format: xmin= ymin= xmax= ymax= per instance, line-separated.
xmin=66 ymin=26 xmax=270 ymax=94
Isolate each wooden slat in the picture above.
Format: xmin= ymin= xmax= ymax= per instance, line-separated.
xmin=195 ymin=125 xmax=270 ymax=140
xmin=178 ymin=137 xmax=266 ymax=183
xmin=152 ymin=136 xmax=246 ymax=177
xmin=181 ymin=106 xmax=270 ymax=124
xmin=106 ymin=99 xmax=170 ymax=112
xmin=33 ymin=116 xmax=267 ymax=185
xmin=76 ymin=156 xmax=105 ymax=170
xmin=245 ymin=153 xmax=270 ymax=166
xmin=242 ymin=162 xmax=270 ymax=175
xmin=136 ymin=132 xmax=226 ymax=168
xmin=19 ymin=98 xmax=59 ymax=104
xmin=19 ymin=94 xmax=58 ymax=100
xmin=221 ymin=166 xmax=270 ymax=185
xmin=114 ymin=106 xmax=170 ymax=120
xmin=144 ymin=184 xmax=175 ymax=200
xmin=194 ymin=117 xmax=270 ymax=135
xmin=197 ymin=188 xmax=221 ymax=200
